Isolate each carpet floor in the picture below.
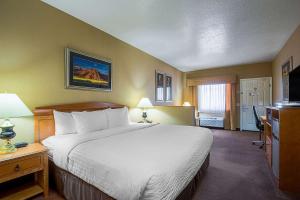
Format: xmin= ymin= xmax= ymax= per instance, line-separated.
xmin=192 ymin=129 xmax=297 ymax=200
xmin=31 ymin=129 xmax=298 ymax=200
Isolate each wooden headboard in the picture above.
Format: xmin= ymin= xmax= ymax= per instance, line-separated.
xmin=34 ymin=102 xmax=125 ymax=143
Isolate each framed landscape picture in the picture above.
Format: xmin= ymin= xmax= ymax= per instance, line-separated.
xmin=65 ymin=48 xmax=112 ymax=91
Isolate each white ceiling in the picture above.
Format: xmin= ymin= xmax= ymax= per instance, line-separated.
xmin=43 ymin=0 xmax=300 ymax=72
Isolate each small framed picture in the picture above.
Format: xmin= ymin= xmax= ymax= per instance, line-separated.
xmin=165 ymin=74 xmax=173 ymax=102
xmin=155 ymin=70 xmax=173 ymax=102
xmin=155 ymin=71 xmax=165 ymax=101
xmin=65 ymin=48 xmax=112 ymax=91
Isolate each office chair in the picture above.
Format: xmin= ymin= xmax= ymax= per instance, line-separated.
xmin=252 ymin=106 xmax=264 ymax=149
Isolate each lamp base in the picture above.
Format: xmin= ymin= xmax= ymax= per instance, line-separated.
xmin=0 ymin=139 xmax=16 ymax=154
xmin=0 ymin=119 xmax=17 ymax=154
xmin=140 ymin=111 xmax=151 ymax=123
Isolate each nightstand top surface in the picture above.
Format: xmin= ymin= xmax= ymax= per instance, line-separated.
xmin=0 ymin=143 xmax=47 ymax=162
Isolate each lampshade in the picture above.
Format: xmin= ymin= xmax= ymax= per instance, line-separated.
xmin=0 ymin=93 xmax=33 ymax=118
xmin=137 ymin=97 xmax=153 ymax=108
xmin=182 ymin=101 xmax=191 ymax=106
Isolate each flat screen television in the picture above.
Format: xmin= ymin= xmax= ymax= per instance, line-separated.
xmin=289 ymin=65 xmax=300 ymax=102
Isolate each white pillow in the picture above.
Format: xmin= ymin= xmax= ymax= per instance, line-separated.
xmin=72 ymin=109 xmax=108 ymax=134
xmin=42 ymin=136 xmax=55 ymax=150
xmin=106 ymin=107 xmax=130 ymax=128
xmin=53 ymin=110 xmax=76 ymax=135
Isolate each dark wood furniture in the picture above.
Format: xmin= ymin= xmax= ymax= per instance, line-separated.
xmin=0 ymin=143 xmax=48 ymax=200
xmin=262 ymin=106 xmax=300 ymax=194
xmin=34 ymin=101 xmax=210 ymax=200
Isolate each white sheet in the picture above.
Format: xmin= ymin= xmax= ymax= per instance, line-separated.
xmin=42 ymin=124 xmax=213 ymax=200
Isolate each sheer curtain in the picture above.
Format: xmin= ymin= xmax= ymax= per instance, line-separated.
xmin=198 ymin=84 xmax=226 ymax=113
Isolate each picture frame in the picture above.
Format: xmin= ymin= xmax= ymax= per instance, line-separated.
xmin=155 ymin=70 xmax=165 ymax=102
xmin=155 ymin=70 xmax=173 ymax=102
xmin=282 ymin=56 xmax=293 ymax=102
xmin=165 ymin=74 xmax=173 ymax=102
xmin=65 ymin=48 xmax=112 ymax=91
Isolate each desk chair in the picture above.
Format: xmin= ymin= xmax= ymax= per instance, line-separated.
xmin=252 ymin=106 xmax=264 ymax=149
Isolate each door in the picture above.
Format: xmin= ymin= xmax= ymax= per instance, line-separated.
xmin=240 ymin=77 xmax=272 ymax=131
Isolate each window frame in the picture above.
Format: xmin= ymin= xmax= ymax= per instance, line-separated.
xmin=198 ymin=84 xmax=226 ymax=114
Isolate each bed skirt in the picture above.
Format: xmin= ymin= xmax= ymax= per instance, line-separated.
xmin=49 ymin=154 xmax=210 ymax=200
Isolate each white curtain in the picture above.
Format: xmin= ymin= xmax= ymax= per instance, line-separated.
xmin=198 ymin=84 xmax=226 ymax=113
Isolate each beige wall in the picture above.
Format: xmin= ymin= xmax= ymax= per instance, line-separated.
xmin=0 ymin=0 xmax=184 ymax=143
xmin=184 ymin=62 xmax=273 ymax=128
xmin=272 ymin=25 xmax=300 ymax=103
xmin=129 ymin=106 xmax=195 ymax=126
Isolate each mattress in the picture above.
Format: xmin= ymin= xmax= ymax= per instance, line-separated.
xmin=42 ymin=123 xmax=213 ymax=200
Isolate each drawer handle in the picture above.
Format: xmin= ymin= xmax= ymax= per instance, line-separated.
xmin=15 ymin=164 xmax=20 ymax=172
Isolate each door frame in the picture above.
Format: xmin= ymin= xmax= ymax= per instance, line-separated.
xmin=240 ymin=77 xmax=272 ymax=131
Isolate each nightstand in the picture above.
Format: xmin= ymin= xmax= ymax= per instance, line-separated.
xmin=138 ymin=121 xmax=153 ymax=123
xmin=0 ymin=143 xmax=48 ymax=199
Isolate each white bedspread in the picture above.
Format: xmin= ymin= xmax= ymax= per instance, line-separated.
xmin=43 ymin=124 xmax=213 ymax=200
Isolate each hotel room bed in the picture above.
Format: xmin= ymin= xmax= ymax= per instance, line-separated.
xmin=34 ymin=102 xmax=213 ymax=200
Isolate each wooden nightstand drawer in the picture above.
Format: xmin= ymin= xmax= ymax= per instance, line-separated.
xmin=0 ymin=143 xmax=48 ymax=199
xmin=0 ymin=155 xmax=43 ymax=183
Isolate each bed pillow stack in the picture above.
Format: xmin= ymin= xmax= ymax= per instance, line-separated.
xmin=53 ymin=107 xmax=130 ymax=135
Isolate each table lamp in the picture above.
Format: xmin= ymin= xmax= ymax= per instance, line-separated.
xmin=137 ymin=97 xmax=153 ymax=123
xmin=0 ymin=93 xmax=33 ymax=154
xmin=182 ymin=101 xmax=191 ymax=106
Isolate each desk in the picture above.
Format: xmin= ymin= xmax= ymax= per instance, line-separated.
xmin=261 ymin=107 xmax=300 ymax=194
xmin=261 ymin=115 xmax=272 ymax=167
xmin=260 ymin=115 xmax=266 ymax=122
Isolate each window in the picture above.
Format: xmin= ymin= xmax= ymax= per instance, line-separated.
xmin=198 ymin=84 xmax=226 ymax=113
